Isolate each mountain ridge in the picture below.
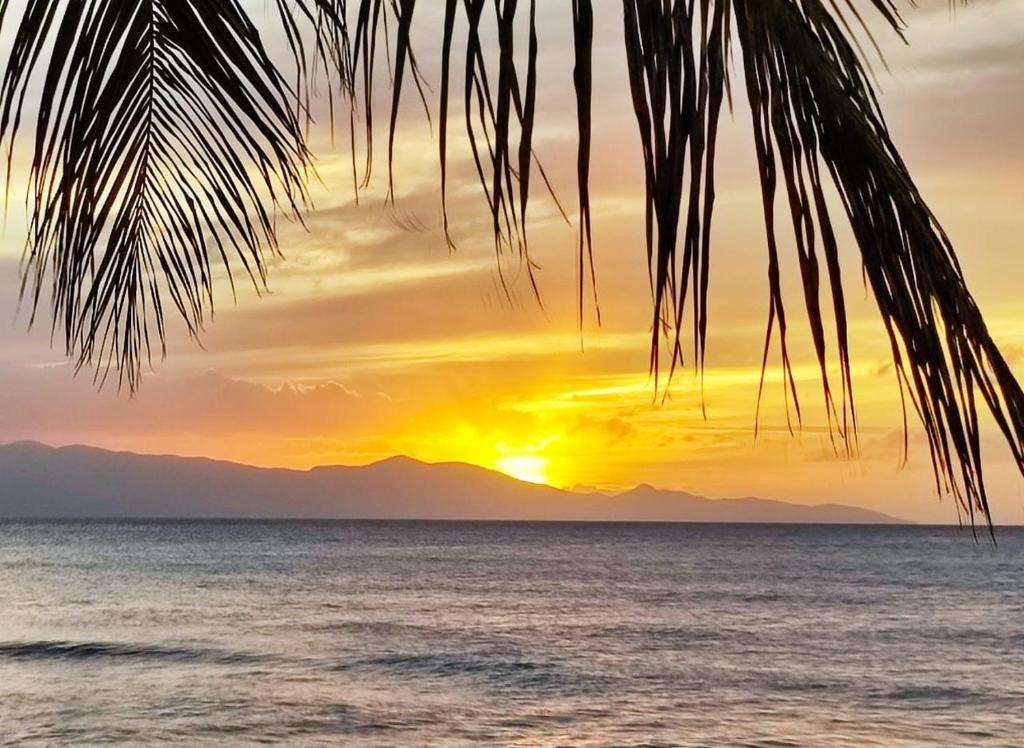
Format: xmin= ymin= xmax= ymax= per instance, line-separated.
xmin=0 ymin=441 xmax=910 ymax=524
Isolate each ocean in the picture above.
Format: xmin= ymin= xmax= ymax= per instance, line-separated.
xmin=1 ymin=521 xmax=1022 ymax=746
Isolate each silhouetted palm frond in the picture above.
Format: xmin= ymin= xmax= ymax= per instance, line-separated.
xmin=2 ymin=0 xmax=1021 ymax=528
xmin=735 ymin=0 xmax=1023 ymax=530
xmin=0 ymin=0 xmax=349 ymax=389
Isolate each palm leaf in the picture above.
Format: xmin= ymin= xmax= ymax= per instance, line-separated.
xmin=621 ymin=0 xmax=731 ymax=401
xmin=572 ymin=0 xmax=600 ymax=327
xmin=0 ymin=0 xmax=351 ymax=389
xmin=731 ymin=0 xmax=1022 ymax=529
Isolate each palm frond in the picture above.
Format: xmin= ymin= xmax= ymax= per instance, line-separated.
xmin=432 ymin=0 xmax=571 ymax=299
xmin=572 ymin=0 xmax=600 ymax=327
xmin=621 ymin=0 xmax=731 ymax=409
xmin=0 ymin=0 xmax=351 ymax=390
xmin=732 ymin=0 xmax=1023 ymax=529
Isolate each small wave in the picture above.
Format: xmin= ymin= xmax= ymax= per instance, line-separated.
xmin=769 ymin=678 xmax=838 ymax=693
xmin=585 ymin=623 xmax=723 ymax=647
xmin=340 ymin=652 xmax=559 ymax=689
xmin=880 ymin=684 xmax=981 ymax=702
xmin=0 ymin=640 xmax=268 ymax=666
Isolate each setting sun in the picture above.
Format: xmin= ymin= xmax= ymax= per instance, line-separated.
xmin=495 ymin=456 xmax=551 ymax=486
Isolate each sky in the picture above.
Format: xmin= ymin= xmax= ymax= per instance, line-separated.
xmin=1 ymin=0 xmax=1023 ymax=523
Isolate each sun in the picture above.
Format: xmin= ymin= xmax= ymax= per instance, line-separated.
xmin=495 ymin=455 xmax=550 ymax=485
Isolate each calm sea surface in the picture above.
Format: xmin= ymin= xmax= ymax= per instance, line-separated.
xmin=1 ymin=521 xmax=1022 ymax=746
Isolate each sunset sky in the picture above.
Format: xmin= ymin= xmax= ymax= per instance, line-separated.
xmin=1 ymin=0 xmax=1023 ymax=523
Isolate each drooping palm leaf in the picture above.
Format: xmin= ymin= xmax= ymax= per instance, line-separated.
xmin=621 ymin=0 xmax=732 ymax=400
xmin=732 ymin=0 xmax=1024 ymax=529
xmin=0 ymin=0 xmax=352 ymax=390
xmin=572 ymin=0 xmax=600 ymax=328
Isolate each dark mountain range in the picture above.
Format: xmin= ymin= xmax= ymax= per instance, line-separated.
xmin=0 ymin=441 xmax=908 ymax=523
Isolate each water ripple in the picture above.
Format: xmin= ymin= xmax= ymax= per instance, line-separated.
xmin=0 ymin=639 xmax=269 ymax=666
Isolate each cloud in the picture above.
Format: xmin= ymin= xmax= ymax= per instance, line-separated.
xmin=0 ymin=365 xmax=393 ymax=443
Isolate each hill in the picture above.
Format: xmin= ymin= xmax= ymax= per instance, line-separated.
xmin=0 ymin=441 xmax=908 ymax=523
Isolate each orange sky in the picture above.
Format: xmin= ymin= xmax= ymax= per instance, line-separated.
xmin=2 ymin=0 xmax=1023 ymax=523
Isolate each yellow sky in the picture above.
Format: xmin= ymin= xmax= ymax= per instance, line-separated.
xmin=2 ymin=0 xmax=1023 ymax=523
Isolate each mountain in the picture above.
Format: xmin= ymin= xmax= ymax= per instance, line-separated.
xmin=0 ymin=441 xmax=908 ymax=523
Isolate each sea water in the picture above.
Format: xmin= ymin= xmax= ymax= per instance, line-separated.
xmin=1 ymin=521 xmax=1022 ymax=746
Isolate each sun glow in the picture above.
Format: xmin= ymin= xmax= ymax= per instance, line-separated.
xmin=495 ymin=455 xmax=551 ymax=485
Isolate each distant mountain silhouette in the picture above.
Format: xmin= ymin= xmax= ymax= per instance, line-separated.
xmin=0 ymin=441 xmax=909 ymax=523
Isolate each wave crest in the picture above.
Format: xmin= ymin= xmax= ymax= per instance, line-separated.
xmin=0 ymin=639 xmax=267 ymax=665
